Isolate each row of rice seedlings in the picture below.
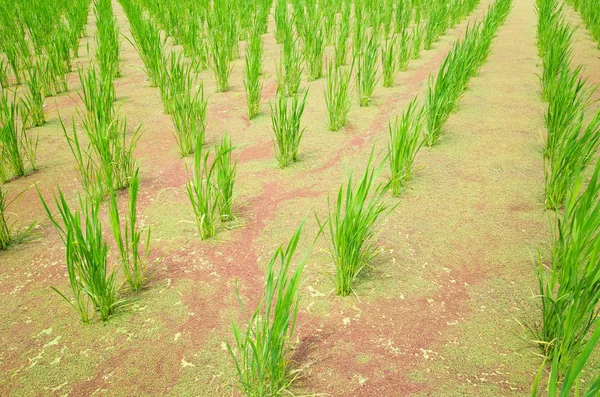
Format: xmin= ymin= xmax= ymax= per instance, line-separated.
xmin=120 ymin=0 xmax=166 ymax=87
xmin=566 ymin=0 xmax=600 ymax=47
xmin=271 ymin=92 xmax=308 ymax=168
xmin=95 ymin=0 xmax=121 ymax=83
xmin=318 ymin=153 xmax=390 ymax=296
xmin=424 ymin=0 xmax=513 ymax=146
xmin=543 ymin=67 xmax=600 ymax=210
xmin=108 ymin=169 xmax=150 ymax=292
xmin=244 ymin=26 xmax=263 ymax=120
xmin=0 ymin=91 xmax=38 ymax=182
xmin=325 ymin=62 xmax=353 ymax=132
xmin=0 ymin=187 xmax=35 ymax=250
xmin=276 ymin=29 xmax=303 ymax=97
xmin=186 ymin=135 xmax=237 ymax=239
xmin=388 ymin=97 xmax=425 ymax=196
xmin=228 ymin=224 xmax=307 ymax=396
xmin=537 ymin=1 xmax=573 ymax=102
xmin=534 ymin=161 xmax=600 ymax=377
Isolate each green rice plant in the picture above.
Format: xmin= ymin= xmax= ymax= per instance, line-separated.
xmin=394 ymin=0 xmax=411 ymax=33
xmin=244 ymin=28 xmax=263 ymax=119
xmin=0 ymin=91 xmax=37 ymax=179
xmin=38 ymin=187 xmax=124 ymax=323
xmin=388 ymin=98 xmax=425 ymax=196
xmin=412 ymin=23 xmax=425 ymax=59
xmin=215 ymin=134 xmax=237 ymax=222
xmin=397 ymin=28 xmax=412 ymax=71
xmin=227 ymin=224 xmax=307 ymax=397
xmin=186 ymin=135 xmax=219 ymax=240
xmin=535 ymin=160 xmax=600 ymax=376
xmin=277 ymin=32 xmax=303 ymax=97
xmin=274 ymin=0 xmax=288 ymax=44
xmin=63 ymin=111 xmax=140 ymax=200
xmin=319 ymin=153 xmax=389 ymax=296
xmin=172 ymin=81 xmax=208 ymax=157
xmin=271 ymin=92 xmax=308 ymax=168
xmin=78 ymin=67 xmax=115 ymax=127
xmin=356 ymin=32 xmax=379 ymax=107
xmin=209 ymin=31 xmax=233 ymax=92
xmin=21 ymin=65 xmax=46 ymax=128
xmin=325 ymin=61 xmax=353 ymax=131
xmin=303 ymin=24 xmax=325 ymax=81
xmin=108 ymin=168 xmax=150 ymax=292
xmin=334 ymin=3 xmax=351 ymax=67
xmin=0 ymin=187 xmax=35 ymax=250
xmin=381 ymin=36 xmax=398 ymax=88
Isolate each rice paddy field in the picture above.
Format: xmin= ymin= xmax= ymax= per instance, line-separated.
xmin=2 ymin=0 xmax=600 ymax=395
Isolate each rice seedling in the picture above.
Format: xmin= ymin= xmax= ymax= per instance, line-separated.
xmin=271 ymin=91 xmax=308 ymax=168
xmin=381 ymin=36 xmax=398 ymax=88
xmin=172 ymin=81 xmax=208 ymax=157
xmin=394 ymin=0 xmax=411 ymax=33
xmin=425 ymin=2 xmax=449 ymax=50
xmin=0 ymin=91 xmax=37 ymax=179
xmin=227 ymin=224 xmax=307 ymax=397
xmin=303 ymin=24 xmax=325 ymax=81
xmin=388 ymin=98 xmax=425 ymax=196
xmin=397 ymin=29 xmax=412 ymax=71
xmin=411 ymin=23 xmax=425 ymax=60
xmin=334 ymin=3 xmax=351 ymax=67
xmin=277 ymin=32 xmax=303 ymax=97
xmin=0 ymin=187 xmax=36 ymax=250
xmin=244 ymin=27 xmax=263 ymax=120
xmin=209 ymin=29 xmax=234 ymax=92
xmin=319 ymin=153 xmax=390 ymax=296
xmin=186 ymin=135 xmax=219 ymax=240
xmin=566 ymin=0 xmax=600 ymax=48
xmin=38 ymin=187 xmax=125 ymax=323
xmin=325 ymin=61 xmax=353 ymax=132
xmin=214 ymin=134 xmax=237 ymax=222
xmin=356 ymin=32 xmax=379 ymax=107
xmin=108 ymin=168 xmax=150 ymax=292
xmin=535 ymin=160 xmax=600 ymax=375
xmin=274 ymin=0 xmax=288 ymax=44
xmin=21 ymin=65 xmax=46 ymax=128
